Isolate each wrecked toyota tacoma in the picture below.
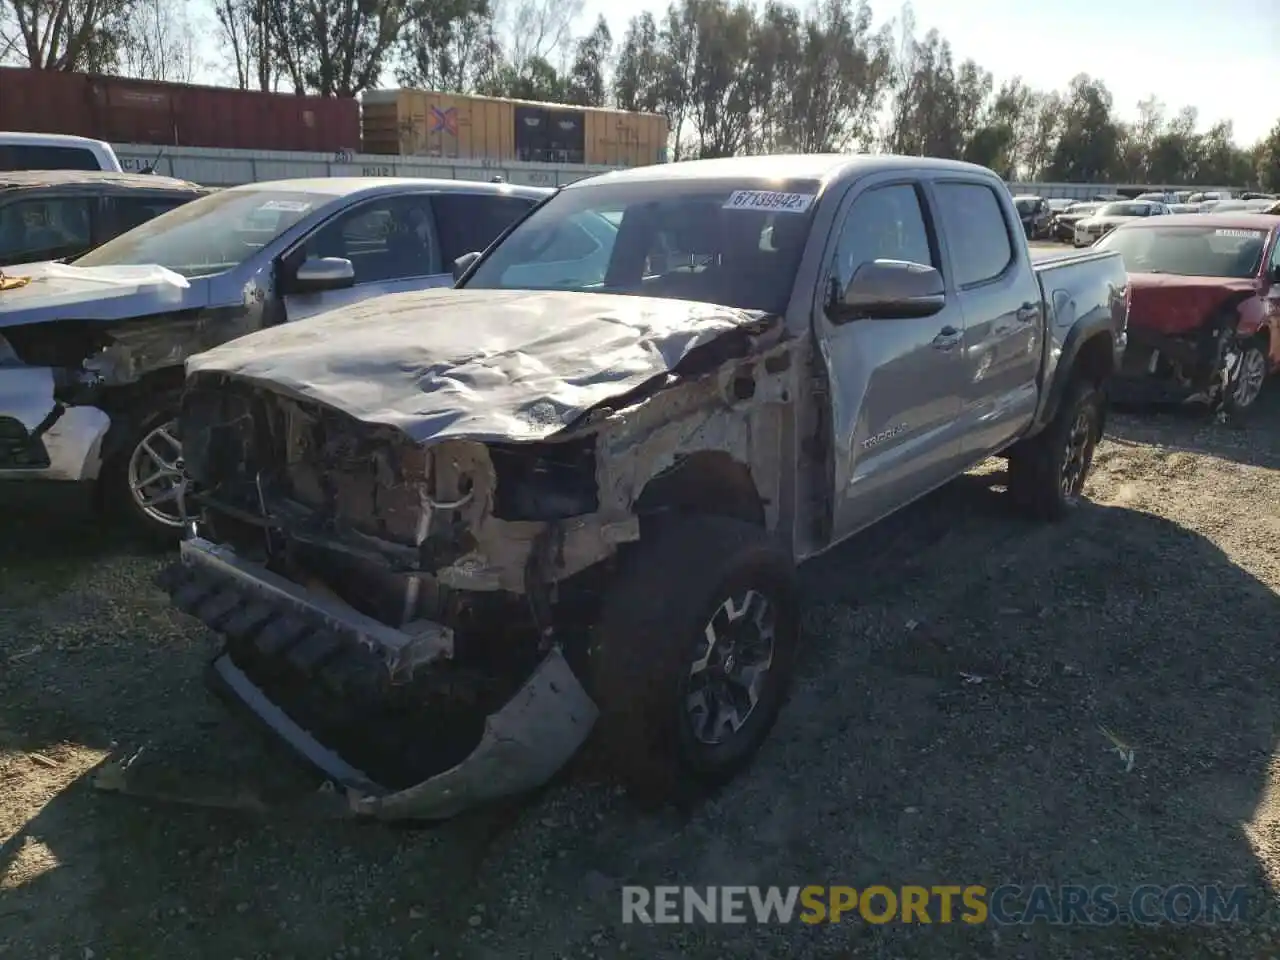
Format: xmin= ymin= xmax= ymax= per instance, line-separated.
xmin=1095 ymin=212 xmax=1280 ymax=415
xmin=0 ymin=177 xmax=548 ymax=540
xmin=161 ymin=155 xmax=1129 ymax=819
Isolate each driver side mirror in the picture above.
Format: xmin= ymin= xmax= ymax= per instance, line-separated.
xmin=453 ymin=251 xmax=481 ymax=283
xmin=827 ymin=259 xmax=946 ymax=322
xmin=291 ymin=256 xmax=355 ymax=293
xmin=1270 ymin=262 xmax=1280 ymax=284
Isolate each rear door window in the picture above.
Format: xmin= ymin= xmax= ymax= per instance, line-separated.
xmin=0 ymin=145 xmax=102 ymax=171
xmin=933 ymin=182 xmax=1015 ymax=287
xmin=431 ymin=193 xmax=537 ymax=265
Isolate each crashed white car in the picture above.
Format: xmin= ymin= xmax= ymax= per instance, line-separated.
xmin=0 ymin=178 xmax=547 ymax=539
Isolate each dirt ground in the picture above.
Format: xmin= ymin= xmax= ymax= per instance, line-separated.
xmin=4 ymin=387 xmax=1280 ymax=959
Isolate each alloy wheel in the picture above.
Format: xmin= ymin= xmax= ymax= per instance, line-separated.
xmin=684 ymin=589 xmax=777 ymax=746
xmin=126 ymin=419 xmax=187 ymax=528
xmin=1059 ymin=407 xmax=1095 ymax=499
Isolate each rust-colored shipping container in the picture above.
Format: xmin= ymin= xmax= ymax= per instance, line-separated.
xmin=0 ymin=67 xmax=360 ymax=153
xmin=362 ymin=89 xmax=668 ymax=167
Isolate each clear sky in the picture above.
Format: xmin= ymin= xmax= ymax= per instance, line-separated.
xmin=188 ymin=0 xmax=1278 ymax=146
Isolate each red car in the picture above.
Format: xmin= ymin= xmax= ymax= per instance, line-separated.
xmin=1095 ymin=213 xmax=1280 ymax=413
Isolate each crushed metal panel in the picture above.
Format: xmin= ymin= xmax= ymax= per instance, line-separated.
xmin=347 ymin=647 xmax=598 ymax=821
xmin=185 ymin=288 xmax=780 ymax=443
xmin=86 ymin=308 xmax=261 ymax=384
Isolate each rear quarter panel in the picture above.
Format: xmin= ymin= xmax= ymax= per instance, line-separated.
xmin=1029 ymin=248 xmax=1128 ymax=429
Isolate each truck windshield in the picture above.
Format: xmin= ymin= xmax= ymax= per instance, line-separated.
xmin=1096 ymin=225 xmax=1268 ymax=278
xmin=74 ymin=187 xmax=329 ymax=278
xmin=460 ymin=178 xmax=822 ymax=314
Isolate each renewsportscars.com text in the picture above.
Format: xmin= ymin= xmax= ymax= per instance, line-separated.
xmin=621 ymin=884 xmax=1249 ymax=926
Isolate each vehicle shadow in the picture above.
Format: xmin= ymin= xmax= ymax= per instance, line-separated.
xmin=1106 ymin=387 xmax=1280 ymax=471
xmin=3 ymin=467 xmax=1280 ymax=958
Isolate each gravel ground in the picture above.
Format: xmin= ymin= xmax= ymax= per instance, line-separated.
xmin=4 ymin=388 xmax=1280 ymax=959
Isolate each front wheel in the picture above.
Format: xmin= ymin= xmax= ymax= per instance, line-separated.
xmin=1222 ymin=338 xmax=1268 ymax=417
xmin=1007 ymin=379 xmax=1103 ymax=522
xmin=99 ymin=396 xmax=189 ymax=545
xmin=588 ymin=515 xmax=800 ymax=808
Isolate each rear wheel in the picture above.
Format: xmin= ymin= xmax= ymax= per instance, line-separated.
xmin=588 ymin=515 xmax=800 ymax=808
xmin=1007 ymin=378 xmax=1103 ymax=521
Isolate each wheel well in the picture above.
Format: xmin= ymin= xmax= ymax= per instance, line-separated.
xmin=1073 ymin=333 xmax=1114 ymax=387
xmin=99 ymin=366 xmax=185 ymax=415
xmin=633 ymin=451 xmax=766 ymax=527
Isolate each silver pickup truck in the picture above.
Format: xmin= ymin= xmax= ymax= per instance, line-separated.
xmin=160 ymin=154 xmax=1129 ymax=820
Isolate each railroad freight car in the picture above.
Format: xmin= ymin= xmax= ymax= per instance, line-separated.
xmin=0 ymin=68 xmax=360 ymax=154
xmin=361 ymin=89 xmax=668 ymax=168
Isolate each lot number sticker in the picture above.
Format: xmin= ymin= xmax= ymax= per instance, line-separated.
xmin=261 ymin=200 xmax=313 ymax=212
xmin=723 ymin=190 xmax=816 ymax=213
xmin=1214 ymin=228 xmax=1262 ymax=239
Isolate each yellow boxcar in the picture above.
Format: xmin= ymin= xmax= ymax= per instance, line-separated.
xmin=361 ymin=89 xmax=668 ymax=167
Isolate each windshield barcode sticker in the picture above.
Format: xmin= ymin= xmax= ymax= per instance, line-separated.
xmin=261 ymin=200 xmax=312 ymax=212
xmin=1215 ymin=229 xmax=1262 ymax=239
xmin=723 ymin=190 xmax=815 ymax=213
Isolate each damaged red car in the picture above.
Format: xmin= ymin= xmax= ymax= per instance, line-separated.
xmin=1098 ymin=213 xmax=1280 ymax=413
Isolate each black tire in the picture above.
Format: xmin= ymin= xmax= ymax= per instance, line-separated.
xmin=1007 ymin=378 xmax=1103 ymax=522
xmin=98 ymin=392 xmax=187 ymax=546
xmin=588 ymin=514 xmax=800 ymax=809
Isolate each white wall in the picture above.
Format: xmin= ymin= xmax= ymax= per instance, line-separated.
xmin=113 ymin=143 xmax=620 ymax=188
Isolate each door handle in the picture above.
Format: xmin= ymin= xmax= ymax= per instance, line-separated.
xmin=932 ymin=325 xmax=962 ymax=349
xmin=1015 ymin=301 xmax=1039 ymax=323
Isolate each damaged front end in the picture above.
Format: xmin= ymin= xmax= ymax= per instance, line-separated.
xmin=0 ymin=265 xmax=246 ymax=482
xmin=162 ymin=297 xmax=794 ymax=820
xmin=0 ymin=322 xmax=118 ymax=479
xmin=1115 ymin=287 xmax=1262 ymax=412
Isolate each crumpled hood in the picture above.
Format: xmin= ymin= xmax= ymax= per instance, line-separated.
xmin=185 ymin=287 xmax=774 ymax=444
xmin=1126 ymin=273 xmax=1257 ymax=336
xmin=0 ymin=261 xmax=205 ymax=329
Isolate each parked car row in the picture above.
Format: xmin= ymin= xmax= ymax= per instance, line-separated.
xmin=1038 ymin=194 xmax=1280 ymax=248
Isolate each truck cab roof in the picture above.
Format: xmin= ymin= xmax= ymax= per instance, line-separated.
xmin=568 ymin=153 xmax=1002 ymax=190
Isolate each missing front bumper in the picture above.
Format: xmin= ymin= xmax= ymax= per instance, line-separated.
xmin=164 ymin=536 xmax=599 ymax=820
